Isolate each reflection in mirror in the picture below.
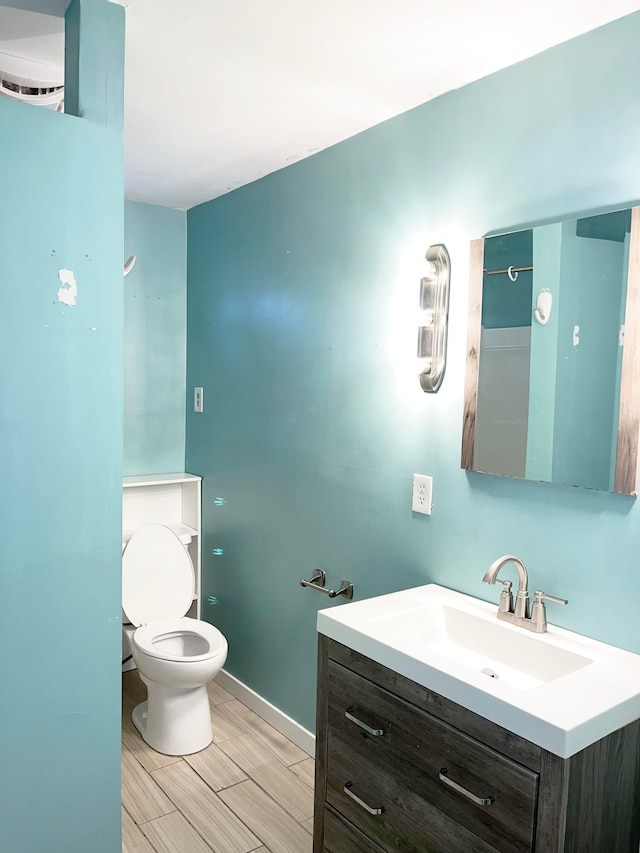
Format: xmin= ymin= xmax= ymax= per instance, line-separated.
xmin=462 ymin=207 xmax=640 ymax=494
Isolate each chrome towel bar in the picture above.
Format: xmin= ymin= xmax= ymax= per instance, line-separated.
xmin=300 ymin=569 xmax=354 ymax=600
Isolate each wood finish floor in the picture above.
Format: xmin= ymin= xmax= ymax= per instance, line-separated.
xmin=122 ymin=671 xmax=314 ymax=853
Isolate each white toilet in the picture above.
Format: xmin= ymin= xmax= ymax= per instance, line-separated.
xmin=122 ymin=523 xmax=228 ymax=755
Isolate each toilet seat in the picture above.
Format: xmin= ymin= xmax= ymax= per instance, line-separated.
xmin=122 ymin=523 xmax=195 ymax=627
xmin=134 ymin=616 xmax=227 ymax=662
xmin=123 ymin=524 xmax=226 ymax=665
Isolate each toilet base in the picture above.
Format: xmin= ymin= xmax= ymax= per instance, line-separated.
xmin=132 ymin=678 xmax=213 ymax=755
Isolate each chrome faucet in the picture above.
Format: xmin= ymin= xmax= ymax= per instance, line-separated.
xmin=482 ymin=554 xmax=567 ymax=633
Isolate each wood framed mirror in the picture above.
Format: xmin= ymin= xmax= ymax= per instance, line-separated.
xmin=461 ymin=206 xmax=640 ymax=494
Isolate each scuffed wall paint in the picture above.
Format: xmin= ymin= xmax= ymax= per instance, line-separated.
xmin=0 ymin=1 xmax=125 ymax=851
xmin=57 ymin=268 xmax=77 ymax=306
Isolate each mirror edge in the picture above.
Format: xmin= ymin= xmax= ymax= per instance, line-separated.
xmin=461 ymin=237 xmax=484 ymax=471
xmin=614 ymin=206 xmax=640 ymax=496
xmin=461 ymin=208 xmax=640 ymax=496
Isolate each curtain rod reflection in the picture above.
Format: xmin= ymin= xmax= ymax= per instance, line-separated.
xmin=483 ymin=264 xmax=532 ymax=282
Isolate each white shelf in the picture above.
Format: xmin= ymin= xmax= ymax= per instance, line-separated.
xmin=124 ymin=472 xmax=201 ymax=489
xmin=122 ymin=521 xmax=198 ymax=548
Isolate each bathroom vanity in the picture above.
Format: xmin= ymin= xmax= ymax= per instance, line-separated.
xmin=313 ymin=586 xmax=640 ymax=853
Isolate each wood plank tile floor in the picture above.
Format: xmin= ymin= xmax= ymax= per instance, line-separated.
xmin=122 ymin=671 xmax=314 ymax=853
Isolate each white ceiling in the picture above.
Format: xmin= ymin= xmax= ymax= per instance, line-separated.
xmin=1 ymin=0 xmax=639 ymax=209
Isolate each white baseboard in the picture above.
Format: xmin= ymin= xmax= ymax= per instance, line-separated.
xmin=216 ymin=669 xmax=315 ymax=757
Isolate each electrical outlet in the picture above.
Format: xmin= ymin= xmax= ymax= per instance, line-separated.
xmin=194 ymin=387 xmax=204 ymax=413
xmin=412 ymin=474 xmax=433 ymax=515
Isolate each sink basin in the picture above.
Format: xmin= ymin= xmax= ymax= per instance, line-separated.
xmin=317 ymin=584 xmax=640 ymax=757
xmin=369 ymin=602 xmax=593 ymax=691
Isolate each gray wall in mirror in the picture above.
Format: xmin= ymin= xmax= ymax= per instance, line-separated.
xmin=462 ymin=207 xmax=640 ymax=494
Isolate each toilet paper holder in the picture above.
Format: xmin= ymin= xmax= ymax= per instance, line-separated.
xmin=300 ymin=569 xmax=354 ymax=600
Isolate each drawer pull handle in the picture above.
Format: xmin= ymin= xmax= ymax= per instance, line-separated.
xmin=343 ymin=781 xmax=384 ymax=815
xmin=438 ymin=768 xmax=493 ymax=806
xmin=344 ymin=708 xmax=385 ymax=736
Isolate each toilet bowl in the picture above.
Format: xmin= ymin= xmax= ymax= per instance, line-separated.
xmin=122 ymin=523 xmax=228 ymax=755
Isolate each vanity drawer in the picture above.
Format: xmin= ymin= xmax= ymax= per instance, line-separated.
xmin=327 ymin=661 xmax=538 ymax=853
xmin=323 ymin=807 xmax=387 ymax=853
xmin=327 ymin=746 xmax=504 ymax=853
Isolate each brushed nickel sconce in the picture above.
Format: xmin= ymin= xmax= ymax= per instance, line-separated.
xmin=418 ymin=243 xmax=451 ymax=392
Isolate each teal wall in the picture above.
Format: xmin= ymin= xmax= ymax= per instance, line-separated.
xmin=186 ymin=14 xmax=640 ymax=733
xmin=124 ymin=200 xmax=187 ymax=475
xmin=481 ymin=229 xmax=532 ymax=329
xmin=526 ymin=223 xmax=562 ymax=481
xmin=0 ymin=2 xmax=124 ymax=851
xmin=552 ymin=221 xmax=625 ymax=489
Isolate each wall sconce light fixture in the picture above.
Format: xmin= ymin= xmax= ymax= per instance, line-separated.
xmin=418 ymin=243 xmax=451 ymax=392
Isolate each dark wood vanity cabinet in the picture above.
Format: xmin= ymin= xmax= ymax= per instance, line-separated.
xmin=314 ymin=636 xmax=640 ymax=853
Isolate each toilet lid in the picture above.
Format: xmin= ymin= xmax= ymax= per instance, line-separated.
xmin=122 ymin=524 xmax=195 ymax=627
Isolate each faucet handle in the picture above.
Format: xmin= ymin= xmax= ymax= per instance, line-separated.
xmin=534 ymin=591 xmax=568 ymax=607
xmin=531 ymin=591 xmax=568 ymax=632
xmin=498 ymin=580 xmax=513 ymax=614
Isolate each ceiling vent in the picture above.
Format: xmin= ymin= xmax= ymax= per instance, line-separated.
xmin=0 ymin=52 xmax=64 ymax=110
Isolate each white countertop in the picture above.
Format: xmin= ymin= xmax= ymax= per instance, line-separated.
xmin=317 ymin=584 xmax=640 ymax=758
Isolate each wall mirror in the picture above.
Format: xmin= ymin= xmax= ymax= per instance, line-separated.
xmin=461 ymin=206 xmax=640 ymax=494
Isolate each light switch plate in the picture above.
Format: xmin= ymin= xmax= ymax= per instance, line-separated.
xmin=412 ymin=474 xmax=433 ymax=515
